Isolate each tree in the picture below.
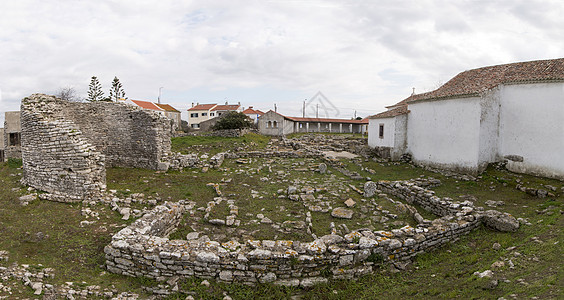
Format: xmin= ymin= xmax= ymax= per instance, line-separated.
xmin=56 ymin=87 xmax=81 ymax=102
xmin=86 ymin=76 xmax=104 ymax=102
xmin=109 ymin=76 xmax=126 ymax=101
xmin=212 ymin=111 xmax=254 ymax=130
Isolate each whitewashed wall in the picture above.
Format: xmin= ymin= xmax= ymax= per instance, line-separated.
xmin=368 ymin=117 xmax=395 ymax=148
xmin=407 ymin=97 xmax=482 ymax=173
xmin=478 ymin=88 xmax=501 ymax=169
xmin=498 ymin=82 xmax=564 ymax=179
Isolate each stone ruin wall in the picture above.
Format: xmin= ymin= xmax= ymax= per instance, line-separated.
xmin=21 ymin=94 xmax=172 ymax=201
xmin=61 ymin=99 xmax=171 ymax=170
xmin=104 ymin=178 xmax=518 ymax=286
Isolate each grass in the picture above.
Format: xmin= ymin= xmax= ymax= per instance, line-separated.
xmin=171 ymin=133 xmax=271 ymax=155
xmin=0 ymin=133 xmax=562 ymax=299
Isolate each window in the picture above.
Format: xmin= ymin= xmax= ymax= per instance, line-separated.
xmin=191 ymin=124 xmax=200 ymax=128
xmin=273 ymin=121 xmax=278 ymax=128
xmin=9 ymin=133 xmax=21 ymax=146
xmin=190 ymin=113 xmax=198 ymax=118
xmin=210 ymin=112 xmax=215 ymax=117
xmin=267 ymin=121 xmax=272 ymax=128
xmin=202 ymin=112 xmax=207 ymax=116
xmin=379 ymin=124 xmax=384 ymax=139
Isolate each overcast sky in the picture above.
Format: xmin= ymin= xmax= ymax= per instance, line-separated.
xmin=1 ymin=0 xmax=563 ymax=123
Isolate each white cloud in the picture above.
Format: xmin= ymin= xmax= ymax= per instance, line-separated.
xmin=1 ymin=0 xmax=563 ymax=125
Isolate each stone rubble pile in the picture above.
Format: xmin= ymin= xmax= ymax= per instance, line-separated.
xmin=0 ymin=251 xmax=139 ymax=299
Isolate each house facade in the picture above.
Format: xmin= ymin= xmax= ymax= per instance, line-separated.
xmin=367 ymin=105 xmax=409 ymax=160
xmin=3 ymin=111 xmax=22 ymax=161
xmin=242 ymin=107 xmax=264 ymax=124
xmin=187 ymin=103 xmax=242 ymax=129
xmin=154 ymin=103 xmax=181 ymax=129
xmin=259 ymin=111 xmax=368 ymax=136
xmin=368 ymin=58 xmax=564 ymax=179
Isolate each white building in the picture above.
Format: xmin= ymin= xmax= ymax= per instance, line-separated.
xmin=259 ymin=111 xmax=368 ymax=136
xmin=187 ymin=103 xmax=242 ymax=129
xmin=369 ymin=58 xmax=564 ymax=179
xmin=242 ymin=106 xmax=264 ymax=124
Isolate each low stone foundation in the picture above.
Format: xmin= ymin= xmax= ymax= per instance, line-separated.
xmin=105 ymin=179 xmax=517 ymax=285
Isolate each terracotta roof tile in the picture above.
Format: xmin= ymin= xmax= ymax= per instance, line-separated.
xmin=155 ymin=103 xmax=179 ymax=112
xmin=212 ymin=104 xmax=241 ymax=111
xmin=285 ymin=116 xmax=367 ymax=124
xmin=242 ymin=108 xmax=264 ymax=115
xmin=369 ymin=106 xmax=409 ymax=119
xmin=188 ymin=104 xmax=217 ymax=111
xmin=130 ymin=100 xmax=163 ymax=111
xmin=417 ymin=58 xmax=564 ymax=102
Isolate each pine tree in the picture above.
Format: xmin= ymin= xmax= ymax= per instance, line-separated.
xmin=86 ymin=76 xmax=104 ymax=102
xmin=109 ymin=76 xmax=126 ymax=101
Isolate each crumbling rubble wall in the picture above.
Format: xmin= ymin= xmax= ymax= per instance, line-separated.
xmin=62 ymin=100 xmax=171 ymax=169
xmin=20 ymin=94 xmax=172 ymax=201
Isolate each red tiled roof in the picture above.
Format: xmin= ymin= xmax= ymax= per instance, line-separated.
xmin=415 ymin=58 xmax=564 ymax=102
xmin=264 ymin=110 xmax=367 ymax=124
xmin=130 ymin=100 xmax=163 ymax=111
xmin=212 ymin=104 xmax=241 ymax=111
xmin=385 ymin=92 xmax=433 ymax=109
xmin=287 ymin=116 xmax=367 ymax=124
xmin=242 ymin=107 xmax=264 ymax=115
xmin=369 ymin=106 xmax=409 ymax=119
xmin=188 ymin=104 xmax=217 ymax=111
xmin=155 ymin=103 xmax=179 ymax=112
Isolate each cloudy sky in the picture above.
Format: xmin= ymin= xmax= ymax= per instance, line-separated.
xmin=1 ymin=0 xmax=563 ymax=123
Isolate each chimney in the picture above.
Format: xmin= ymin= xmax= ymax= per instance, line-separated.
xmin=191 ymin=102 xmax=194 ymax=107
xmin=225 ymin=101 xmax=228 ymax=105
xmin=197 ymin=102 xmax=199 ymax=106
xmin=238 ymin=101 xmax=241 ymax=106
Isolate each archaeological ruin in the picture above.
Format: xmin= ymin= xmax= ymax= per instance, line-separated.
xmin=20 ymin=94 xmax=174 ymax=202
xmin=16 ymin=100 xmax=521 ymax=286
xmin=103 ymin=147 xmax=519 ymax=286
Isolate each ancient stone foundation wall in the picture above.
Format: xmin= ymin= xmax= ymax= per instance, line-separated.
xmin=372 ymin=180 xmax=475 ymax=217
xmin=104 ymin=198 xmax=484 ymax=285
xmin=21 ymin=94 xmax=172 ymax=201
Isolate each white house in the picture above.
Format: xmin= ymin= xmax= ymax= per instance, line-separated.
xmin=187 ymin=103 xmax=242 ymax=129
xmin=369 ymin=58 xmax=564 ymax=179
xmin=242 ymin=106 xmax=264 ymax=124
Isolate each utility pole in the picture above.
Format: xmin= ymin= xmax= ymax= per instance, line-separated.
xmin=354 ymin=110 xmax=357 ymax=119
xmin=158 ymin=87 xmax=164 ymax=104
xmin=274 ymin=103 xmax=277 ymax=112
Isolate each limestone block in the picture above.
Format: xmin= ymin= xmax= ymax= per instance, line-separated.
xmin=331 ymin=207 xmax=353 ymax=219
xmin=481 ymin=210 xmax=519 ymax=232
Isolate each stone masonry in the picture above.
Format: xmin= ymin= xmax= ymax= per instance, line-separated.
xmin=21 ymin=94 xmax=172 ymax=202
xmin=104 ymin=178 xmax=518 ymax=285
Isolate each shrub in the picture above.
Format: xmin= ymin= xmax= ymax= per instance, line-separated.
xmin=212 ymin=111 xmax=253 ymax=130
